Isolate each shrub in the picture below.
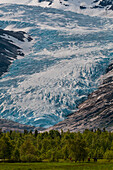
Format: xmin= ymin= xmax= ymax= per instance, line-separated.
xmin=104 ymin=150 xmax=113 ymax=161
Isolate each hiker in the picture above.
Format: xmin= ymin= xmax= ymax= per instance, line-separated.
xmin=88 ymin=157 xmax=90 ymax=162
xmin=93 ymin=157 xmax=97 ymax=162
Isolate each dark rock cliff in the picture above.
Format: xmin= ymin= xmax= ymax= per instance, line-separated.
xmin=0 ymin=29 xmax=32 ymax=77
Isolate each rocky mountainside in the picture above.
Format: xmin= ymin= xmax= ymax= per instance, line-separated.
xmin=47 ymin=64 xmax=113 ymax=132
xmin=0 ymin=118 xmax=46 ymax=132
xmin=0 ymin=29 xmax=32 ymax=77
xmin=0 ymin=118 xmax=35 ymax=132
xmin=1 ymin=1 xmax=113 ymax=132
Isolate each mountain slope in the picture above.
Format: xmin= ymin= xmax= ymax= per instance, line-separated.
xmin=0 ymin=118 xmax=35 ymax=132
xmin=47 ymin=64 xmax=113 ymax=132
xmin=1 ymin=1 xmax=113 ymax=130
xmin=0 ymin=29 xmax=32 ymax=77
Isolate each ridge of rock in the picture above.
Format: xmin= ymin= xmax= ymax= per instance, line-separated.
xmin=0 ymin=118 xmax=35 ymax=132
xmin=0 ymin=118 xmax=46 ymax=132
xmin=0 ymin=29 xmax=32 ymax=77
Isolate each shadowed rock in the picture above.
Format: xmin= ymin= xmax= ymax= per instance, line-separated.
xmin=0 ymin=118 xmax=45 ymax=132
xmin=0 ymin=118 xmax=35 ymax=132
xmin=0 ymin=29 xmax=32 ymax=77
xmin=90 ymin=0 xmax=113 ymax=10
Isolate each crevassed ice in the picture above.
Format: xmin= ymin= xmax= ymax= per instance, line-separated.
xmin=0 ymin=4 xmax=113 ymax=127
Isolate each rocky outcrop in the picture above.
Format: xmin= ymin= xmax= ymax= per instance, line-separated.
xmin=0 ymin=29 xmax=32 ymax=77
xmin=0 ymin=118 xmax=35 ymax=132
xmin=0 ymin=118 xmax=46 ymax=132
xmin=80 ymin=0 xmax=113 ymax=10
xmin=47 ymin=64 xmax=113 ymax=132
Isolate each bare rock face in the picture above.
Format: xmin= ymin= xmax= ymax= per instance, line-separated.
xmin=0 ymin=118 xmax=35 ymax=132
xmin=0 ymin=29 xmax=32 ymax=77
xmin=48 ymin=64 xmax=113 ymax=132
xmin=0 ymin=118 xmax=46 ymax=132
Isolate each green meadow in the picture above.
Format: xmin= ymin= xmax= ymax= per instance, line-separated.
xmin=0 ymin=160 xmax=113 ymax=170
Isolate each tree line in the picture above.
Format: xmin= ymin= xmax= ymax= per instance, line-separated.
xmin=0 ymin=128 xmax=113 ymax=162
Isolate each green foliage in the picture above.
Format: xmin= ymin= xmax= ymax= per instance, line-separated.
xmin=20 ymin=154 xmax=38 ymax=162
xmin=11 ymin=147 xmax=20 ymax=161
xmin=46 ymin=149 xmax=60 ymax=162
xmin=104 ymin=150 xmax=113 ymax=161
xmin=0 ymin=129 xmax=113 ymax=162
xmin=62 ymin=146 xmax=69 ymax=160
xmin=20 ymin=139 xmax=37 ymax=162
xmin=0 ymin=136 xmax=12 ymax=160
xmin=68 ymin=138 xmax=88 ymax=162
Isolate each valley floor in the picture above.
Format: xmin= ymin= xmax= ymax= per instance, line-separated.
xmin=0 ymin=160 xmax=113 ymax=170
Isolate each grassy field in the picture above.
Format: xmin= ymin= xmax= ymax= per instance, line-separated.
xmin=0 ymin=160 xmax=113 ymax=170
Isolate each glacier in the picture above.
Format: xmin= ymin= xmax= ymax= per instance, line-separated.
xmin=0 ymin=1 xmax=113 ymax=128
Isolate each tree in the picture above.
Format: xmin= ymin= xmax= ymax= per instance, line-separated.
xmin=0 ymin=128 xmax=2 ymax=135
xmin=62 ymin=146 xmax=69 ymax=160
xmin=24 ymin=129 xmax=28 ymax=135
xmin=11 ymin=147 xmax=20 ymax=162
xmin=34 ymin=130 xmax=38 ymax=138
xmin=20 ymin=139 xmax=37 ymax=162
xmin=0 ymin=136 xmax=12 ymax=160
xmin=49 ymin=130 xmax=60 ymax=139
xmin=46 ymin=148 xmax=60 ymax=162
xmin=68 ymin=138 xmax=88 ymax=162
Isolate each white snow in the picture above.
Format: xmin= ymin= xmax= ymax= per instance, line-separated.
xmin=0 ymin=0 xmax=111 ymax=17
xmin=1 ymin=33 xmax=33 ymax=60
